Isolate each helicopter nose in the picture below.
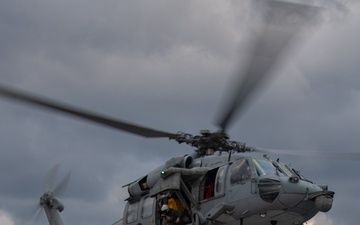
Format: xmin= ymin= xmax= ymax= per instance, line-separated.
xmin=313 ymin=194 xmax=333 ymax=212
xmin=277 ymin=177 xmax=328 ymax=209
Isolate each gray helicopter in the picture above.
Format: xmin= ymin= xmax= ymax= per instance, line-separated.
xmin=0 ymin=1 xmax=358 ymax=225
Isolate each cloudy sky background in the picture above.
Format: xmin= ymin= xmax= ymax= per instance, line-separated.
xmin=0 ymin=0 xmax=359 ymax=225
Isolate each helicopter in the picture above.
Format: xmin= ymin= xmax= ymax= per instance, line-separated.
xmin=0 ymin=1 xmax=359 ymax=225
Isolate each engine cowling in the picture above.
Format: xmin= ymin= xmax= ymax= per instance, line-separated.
xmin=127 ymin=154 xmax=196 ymax=197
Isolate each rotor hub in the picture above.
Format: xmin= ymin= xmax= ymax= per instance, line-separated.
xmin=40 ymin=192 xmax=53 ymax=208
xmin=170 ymin=130 xmax=253 ymax=155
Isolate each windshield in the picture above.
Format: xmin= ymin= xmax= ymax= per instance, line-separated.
xmin=253 ymin=158 xmax=295 ymax=177
xmin=253 ymin=159 xmax=277 ymax=176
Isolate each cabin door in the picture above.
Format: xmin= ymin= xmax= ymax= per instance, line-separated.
xmin=197 ymin=165 xmax=229 ymax=215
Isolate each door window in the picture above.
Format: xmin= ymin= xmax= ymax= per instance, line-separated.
xmin=215 ymin=165 xmax=227 ymax=196
xmin=141 ymin=196 xmax=155 ymax=218
xmin=126 ymin=201 xmax=139 ymax=223
xmin=230 ymin=159 xmax=251 ymax=184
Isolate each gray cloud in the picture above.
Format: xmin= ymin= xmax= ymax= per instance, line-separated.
xmin=0 ymin=1 xmax=359 ymax=225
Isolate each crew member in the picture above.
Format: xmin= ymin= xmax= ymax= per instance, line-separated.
xmin=161 ymin=204 xmax=183 ymax=225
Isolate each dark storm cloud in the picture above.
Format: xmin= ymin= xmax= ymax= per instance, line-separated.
xmin=0 ymin=1 xmax=239 ymax=224
xmin=0 ymin=1 xmax=359 ymax=225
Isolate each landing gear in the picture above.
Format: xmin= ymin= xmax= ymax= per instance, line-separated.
xmin=270 ymin=220 xmax=277 ymax=225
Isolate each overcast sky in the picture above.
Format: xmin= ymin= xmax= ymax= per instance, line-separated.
xmin=0 ymin=0 xmax=359 ymax=225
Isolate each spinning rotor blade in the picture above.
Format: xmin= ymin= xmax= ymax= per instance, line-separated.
xmin=43 ymin=164 xmax=70 ymax=195
xmin=53 ymin=172 xmax=71 ymax=197
xmin=216 ymin=1 xmax=320 ymax=131
xmin=0 ymin=84 xmax=176 ymax=138
xmin=44 ymin=164 xmax=60 ymax=193
xmin=254 ymin=148 xmax=360 ymax=161
xmin=23 ymin=199 xmax=42 ymax=225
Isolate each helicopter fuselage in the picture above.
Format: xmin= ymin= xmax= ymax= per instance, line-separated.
xmin=121 ymin=153 xmax=334 ymax=225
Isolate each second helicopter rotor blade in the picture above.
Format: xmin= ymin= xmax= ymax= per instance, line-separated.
xmin=216 ymin=1 xmax=320 ymax=131
xmin=53 ymin=172 xmax=71 ymax=197
xmin=44 ymin=164 xmax=60 ymax=193
xmin=25 ymin=203 xmax=43 ymax=225
xmin=0 ymin=84 xmax=176 ymax=138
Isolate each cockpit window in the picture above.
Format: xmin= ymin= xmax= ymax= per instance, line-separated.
xmin=252 ymin=159 xmax=277 ymax=176
xmin=230 ymin=159 xmax=251 ymax=184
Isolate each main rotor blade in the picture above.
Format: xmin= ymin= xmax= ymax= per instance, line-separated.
xmin=216 ymin=1 xmax=320 ymax=131
xmin=254 ymin=148 xmax=360 ymax=161
xmin=0 ymin=84 xmax=176 ymax=138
